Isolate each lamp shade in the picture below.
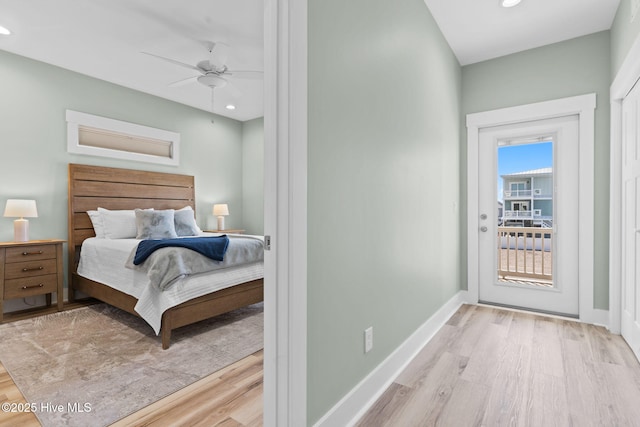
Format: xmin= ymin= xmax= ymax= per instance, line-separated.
xmin=213 ymin=204 xmax=229 ymax=216
xmin=4 ymin=199 xmax=38 ymax=218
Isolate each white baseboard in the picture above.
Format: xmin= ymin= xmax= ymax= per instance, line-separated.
xmin=313 ymin=290 xmax=468 ymax=427
xmin=588 ymin=308 xmax=610 ymax=329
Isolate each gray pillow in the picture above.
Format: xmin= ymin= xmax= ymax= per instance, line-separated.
xmin=174 ymin=209 xmax=201 ymax=236
xmin=135 ymin=209 xmax=178 ymax=239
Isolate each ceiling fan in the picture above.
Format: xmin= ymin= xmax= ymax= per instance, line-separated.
xmin=142 ymin=42 xmax=262 ymax=111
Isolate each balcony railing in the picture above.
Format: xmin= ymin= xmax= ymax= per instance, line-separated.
xmin=504 ymin=189 xmax=532 ymax=198
xmin=502 ymin=210 xmax=543 ymax=219
xmin=503 ymin=189 xmax=548 ymax=199
xmin=497 ymin=226 xmax=552 ymax=282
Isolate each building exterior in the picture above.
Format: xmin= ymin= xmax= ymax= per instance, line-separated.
xmin=500 ymin=167 xmax=553 ymax=227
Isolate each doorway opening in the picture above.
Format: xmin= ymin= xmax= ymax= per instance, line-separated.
xmin=477 ymin=116 xmax=579 ymax=315
xmin=467 ymin=94 xmax=596 ymax=321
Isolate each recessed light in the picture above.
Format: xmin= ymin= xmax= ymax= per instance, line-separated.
xmin=0 ymin=25 xmax=11 ymax=35
xmin=225 ymin=104 xmax=236 ymax=110
xmin=501 ymin=0 xmax=522 ymax=7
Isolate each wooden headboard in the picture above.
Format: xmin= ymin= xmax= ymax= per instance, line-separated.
xmin=68 ymin=163 xmax=196 ymax=289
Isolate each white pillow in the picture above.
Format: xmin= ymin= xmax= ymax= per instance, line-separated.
xmin=97 ymin=207 xmax=153 ymax=239
xmin=87 ymin=210 xmax=105 ymax=238
xmin=176 ymin=206 xmax=202 ymax=235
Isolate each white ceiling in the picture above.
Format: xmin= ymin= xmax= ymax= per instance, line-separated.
xmin=0 ymin=0 xmax=264 ymax=121
xmin=424 ymin=0 xmax=621 ymax=65
xmin=0 ymin=0 xmax=622 ymax=122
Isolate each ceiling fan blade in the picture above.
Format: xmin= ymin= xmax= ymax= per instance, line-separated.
xmin=209 ymin=42 xmax=229 ymax=67
xmin=225 ymin=70 xmax=263 ymax=80
xmin=168 ymin=76 xmax=198 ymax=87
xmin=141 ymin=52 xmax=203 ymax=73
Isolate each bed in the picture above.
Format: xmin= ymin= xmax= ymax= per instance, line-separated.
xmin=67 ymin=163 xmax=264 ymax=349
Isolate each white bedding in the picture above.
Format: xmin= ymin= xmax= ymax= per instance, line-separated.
xmin=77 ymin=234 xmax=264 ymax=334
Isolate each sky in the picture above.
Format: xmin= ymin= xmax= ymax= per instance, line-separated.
xmin=497 ymin=141 xmax=552 ymax=201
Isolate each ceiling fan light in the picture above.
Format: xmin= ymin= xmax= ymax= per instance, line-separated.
xmin=501 ymin=0 xmax=522 ymax=7
xmin=0 ymin=25 xmax=11 ymax=35
xmin=197 ymin=74 xmax=227 ymax=88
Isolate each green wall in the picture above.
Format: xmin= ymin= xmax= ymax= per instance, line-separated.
xmin=307 ymin=0 xmax=462 ymax=423
xmin=0 ymin=49 xmax=260 ymax=309
xmin=242 ymin=117 xmax=264 ymax=235
xmin=461 ymin=31 xmax=611 ymax=309
xmin=611 ymin=0 xmax=640 ymax=78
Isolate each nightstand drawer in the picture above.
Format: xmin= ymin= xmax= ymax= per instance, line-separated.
xmin=4 ymin=275 xmax=57 ymax=299
xmin=4 ymin=259 xmax=57 ymax=279
xmin=5 ymin=245 xmax=57 ymax=263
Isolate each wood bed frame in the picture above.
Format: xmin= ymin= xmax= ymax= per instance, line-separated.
xmin=68 ymin=163 xmax=264 ymax=349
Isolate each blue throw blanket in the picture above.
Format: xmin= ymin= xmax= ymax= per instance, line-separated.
xmin=133 ymin=235 xmax=230 ymax=265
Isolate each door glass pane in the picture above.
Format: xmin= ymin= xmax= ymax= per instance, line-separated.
xmin=497 ymin=140 xmax=553 ymax=287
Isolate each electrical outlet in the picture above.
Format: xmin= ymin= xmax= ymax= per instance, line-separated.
xmin=364 ymin=327 xmax=373 ymax=353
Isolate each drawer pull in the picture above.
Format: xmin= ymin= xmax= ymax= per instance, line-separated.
xmin=21 ymin=283 xmax=44 ymax=290
xmin=22 ymin=250 xmax=44 ymax=256
xmin=22 ymin=266 xmax=44 ymax=272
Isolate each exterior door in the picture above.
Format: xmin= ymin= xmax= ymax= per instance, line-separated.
xmin=510 ymin=182 xmax=526 ymax=196
xmin=621 ymin=81 xmax=640 ymax=361
xmin=512 ymin=201 xmax=529 ymax=212
xmin=477 ymin=115 xmax=580 ymax=316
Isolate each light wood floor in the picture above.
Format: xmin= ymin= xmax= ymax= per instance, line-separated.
xmin=357 ymin=304 xmax=640 ymax=426
xmin=0 ymin=362 xmax=39 ymax=427
xmin=0 ymin=350 xmax=263 ymax=427
xmin=4 ymin=305 xmax=640 ymax=426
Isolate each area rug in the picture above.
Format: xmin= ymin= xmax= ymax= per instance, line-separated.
xmin=0 ymin=302 xmax=263 ymax=427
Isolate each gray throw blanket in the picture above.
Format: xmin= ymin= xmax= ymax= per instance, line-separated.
xmin=125 ymin=235 xmax=264 ymax=290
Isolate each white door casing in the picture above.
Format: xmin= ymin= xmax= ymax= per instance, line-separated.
xmin=477 ymin=116 xmax=580 ymax=316
xmin=610 ymin=28 xmax=640 ymax=357
xmin=263 ymin=0 xmax=308 ymax=425
xmin=620 ymin=83 xmax=640 ymax=361
xmin=467 ymin=94 xmax=596 ymax=323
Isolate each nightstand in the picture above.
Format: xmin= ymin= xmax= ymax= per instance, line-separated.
xmin=204 ymin=229 xmax=245 ymax=234
xmin=0 ymin=239 xmax=65 ymax=322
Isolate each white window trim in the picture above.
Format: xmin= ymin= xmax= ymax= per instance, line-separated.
xmin=66 ymin=110 xmax=180 ymax=166
xmin=467 ymin=93 xmax=597 ymax=325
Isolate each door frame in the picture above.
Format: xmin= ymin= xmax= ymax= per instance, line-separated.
xmin=263 ymin=0 xmax=308 ymax=425
xmin=478 ymin=116 xmax=580 ymax=315
xmin=610 ymin=33 xmax=640 ymax=335
xmin=466 ymin=94 xmax=596 ymax=323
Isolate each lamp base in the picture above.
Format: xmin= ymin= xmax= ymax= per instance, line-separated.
xmin=217 ymin=216 xmax=225 ymax=231
xmin=14 ymin=218 xmax=29 ymax=242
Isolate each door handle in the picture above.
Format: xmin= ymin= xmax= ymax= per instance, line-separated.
xmin=480 ymin=226 xmax=488 ymax=232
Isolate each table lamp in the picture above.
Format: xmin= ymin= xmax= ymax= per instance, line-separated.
xmin=4 ymin=199 xmax=38 ymax=242
xmin=213 ymin=203 xmax=229 ymax=231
